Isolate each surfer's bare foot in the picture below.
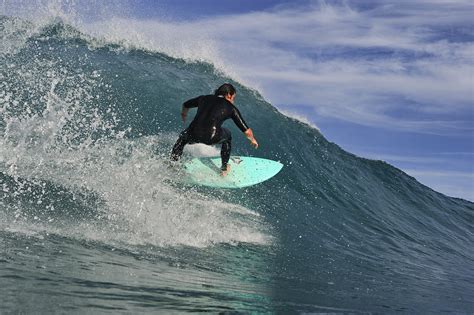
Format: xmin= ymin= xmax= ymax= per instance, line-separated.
xmin=221 ymin=164 xmax=231 ymax=176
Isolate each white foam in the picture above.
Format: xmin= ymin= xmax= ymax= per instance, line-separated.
xmin=185 ymin=143 xmax=220 ymax=157
xmin=1 ymin=135 xmax=272 ymax=247
xmin=279 ymin=109 xmax=320 ymax=131
xmin=0 ymin=86 xmax=270 ymax=248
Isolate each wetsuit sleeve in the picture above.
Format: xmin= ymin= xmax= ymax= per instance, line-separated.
xmin=183 ymin=96 xmax=201 ymax=109
xmin=231 ymin=106 xmax=249 ymax=132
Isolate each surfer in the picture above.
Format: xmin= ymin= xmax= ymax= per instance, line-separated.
xmin=171 ymin=83 xmax=258 ymax=176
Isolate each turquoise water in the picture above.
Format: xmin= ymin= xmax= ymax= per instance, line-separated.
xmin=1 ymin=17 xmax=473 ymax=313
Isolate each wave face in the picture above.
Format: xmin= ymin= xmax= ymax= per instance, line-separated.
xmin=1 ymin=17 xmax=473 ymax=313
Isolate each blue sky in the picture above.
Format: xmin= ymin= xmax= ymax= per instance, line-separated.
xmin=3 ymin=0 xmax=473 ymax=200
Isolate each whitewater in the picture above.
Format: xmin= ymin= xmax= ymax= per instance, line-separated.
xmin=1 ymin=14 xmax=473 ymax=313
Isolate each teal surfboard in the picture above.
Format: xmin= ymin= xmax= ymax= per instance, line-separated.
xmin=183 ymin=156 xmax=283 ymax=188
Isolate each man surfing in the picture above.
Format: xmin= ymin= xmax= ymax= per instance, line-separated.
xmin=171 ymin=83 xmax=258 ymax=176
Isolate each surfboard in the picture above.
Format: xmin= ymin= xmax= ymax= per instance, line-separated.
xmin=183 ymin=156 xmax=283 ymax=188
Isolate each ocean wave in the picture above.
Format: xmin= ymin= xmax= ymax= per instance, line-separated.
xmin=1 ymin=15 xmax=473 ymax=312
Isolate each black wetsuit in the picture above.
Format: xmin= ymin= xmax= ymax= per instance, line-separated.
xmin=171 ymin=94 xmax=249 ymax=170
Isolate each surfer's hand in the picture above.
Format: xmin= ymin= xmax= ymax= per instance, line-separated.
xmin=250 ymin=138 xmax=259 ymax=149
xmin=180 ymin=106 xmax=189 ymax=123
xmin=245 ymin=128 xmax=258 ymax=149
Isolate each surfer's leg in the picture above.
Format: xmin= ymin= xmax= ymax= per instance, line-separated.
xmin=171 ymin=129 xmax=191 ymax=161
xmin=219 ymin=128 xmax=232 ymax=171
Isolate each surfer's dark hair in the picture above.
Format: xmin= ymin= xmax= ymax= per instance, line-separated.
xmin=214 ymin=83 xmax=236 ymax=96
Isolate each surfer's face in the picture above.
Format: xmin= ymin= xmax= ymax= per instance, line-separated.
xmin=225 ymin=93 xmax=236 ymax=104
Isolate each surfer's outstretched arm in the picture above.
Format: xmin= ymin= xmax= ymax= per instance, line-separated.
xmin=181 ymin=96 xmax=201 ymax=123
xmin=245 ymin=128 xmax=258 ymax=149
xmin=230 ymin=106 xmax=258 ymax=149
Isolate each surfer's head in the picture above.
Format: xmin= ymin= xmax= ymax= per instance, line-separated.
xmin=215 ymin=83 xmax=236 ymax=103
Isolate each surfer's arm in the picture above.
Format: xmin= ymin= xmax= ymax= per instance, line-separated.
xmin=181 ymin=96 xmax=201 ymax=122
xmin=231 ymin=107 xmax=258 ymax=149
xmin=183 ymin=96 xmax=201 ymax=109
xmin=231 ymin=106 xmax=249 ymax=132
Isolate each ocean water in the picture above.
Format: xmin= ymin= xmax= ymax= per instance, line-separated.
xmin=1 ymin=16 xmax=473 ymax=313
